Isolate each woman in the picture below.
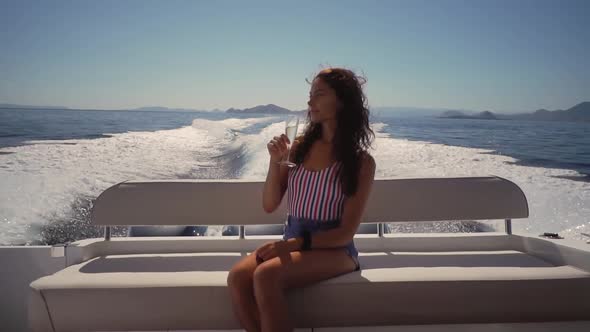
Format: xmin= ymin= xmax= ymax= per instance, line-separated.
xmin=227 ymin=67 xmax=376 ymax=332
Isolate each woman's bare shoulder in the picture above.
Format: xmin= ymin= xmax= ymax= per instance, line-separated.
xmin=359 ymin=151 xmax=376 ymax=174
xmin=359 ymin=150 xmax=374 ymax=163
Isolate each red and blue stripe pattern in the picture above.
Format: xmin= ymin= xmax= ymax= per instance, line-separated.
xmin=287 ymin=162 xmax=346 ymax=220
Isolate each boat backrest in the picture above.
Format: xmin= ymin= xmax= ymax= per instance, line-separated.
xmin=91 ymin=176 xmax=529 ymax=226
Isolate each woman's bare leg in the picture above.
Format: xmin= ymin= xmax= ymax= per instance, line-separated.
xmin=227 ymin=252 xmax=262 ymax=332
xmin=253 ymin=248 xmax=357 ymax=332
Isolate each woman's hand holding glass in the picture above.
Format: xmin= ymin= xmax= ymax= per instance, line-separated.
xmin=267 ymin=134 xmax=299 ymax=165
xmin=267 ymin=134 xmax=289 ymax=163
xmin=263 ymin=116 xmax=301 ymax=167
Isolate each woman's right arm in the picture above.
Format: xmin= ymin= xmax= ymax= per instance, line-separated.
xmin=262 ymin=134 xmax=299 ymax=213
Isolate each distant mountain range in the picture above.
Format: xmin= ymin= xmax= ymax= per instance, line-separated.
xmin=226 ymin=104 xmax=304 ymax=114
xmin=439 ymin=110 xmax=504 ymax=120
xmin=438 ymin=102 xmax=590 ymax=123
xmin=3 ymin=101 xmax=589 ymax=122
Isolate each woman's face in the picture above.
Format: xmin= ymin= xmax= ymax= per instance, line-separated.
xmin=308 ymin=77 xmax=342 ymax=124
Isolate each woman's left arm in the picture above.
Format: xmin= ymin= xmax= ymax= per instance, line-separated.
xmin=286 ymin=154 xmax=376 ymax=251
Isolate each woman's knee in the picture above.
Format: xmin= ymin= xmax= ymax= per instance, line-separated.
xmin=252 ymin=262 xmax=282 ymax=290
xmin=227 ymin=265 xmax=254 ymax=289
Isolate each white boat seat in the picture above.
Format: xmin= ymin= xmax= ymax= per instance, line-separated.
xmin=29 ymin=249 xmax=590 ymax=331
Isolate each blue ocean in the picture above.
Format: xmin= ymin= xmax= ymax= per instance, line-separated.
xmin=1 ymin=108 xmax=589 ymax=245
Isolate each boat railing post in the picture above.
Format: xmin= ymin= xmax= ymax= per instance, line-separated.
xmin=104 ymin=226 xmax=111 ymax=241
xmin=239 ymin=225 xmax=245 ymax=239
xmin=378 ymin=222 xmax=384 ymax=237
xmin=505 ymin=219 xmax=512 ymax=235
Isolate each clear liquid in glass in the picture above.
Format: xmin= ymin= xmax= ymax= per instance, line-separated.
xmin=279 ymin=116 xmax=299 ymax=167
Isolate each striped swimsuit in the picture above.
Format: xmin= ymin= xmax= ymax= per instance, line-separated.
xmin=282 ymin=161 xmax=360 ymax=271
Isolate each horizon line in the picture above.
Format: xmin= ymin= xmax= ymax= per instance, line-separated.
xmin=1 ymin=101 xmax=587 ymax=114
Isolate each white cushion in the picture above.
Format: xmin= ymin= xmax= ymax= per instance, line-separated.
xmin=29 ymin=250 xmax=590 ymax=331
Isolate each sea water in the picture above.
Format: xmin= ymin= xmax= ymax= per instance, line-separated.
xmin=1 ymin=108 xmax=588 ymax=245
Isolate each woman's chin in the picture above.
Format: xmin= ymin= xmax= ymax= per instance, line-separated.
xmin=309 ymin=113 xmax=321 ymax=123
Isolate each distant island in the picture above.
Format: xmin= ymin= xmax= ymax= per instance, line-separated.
xmin=226 ymin=104 xmax=304 ymax=114
xmin=439 ymin=110 xmax=501 ymax=120
xmin=438 ymin=102 xmax=590 ymax=123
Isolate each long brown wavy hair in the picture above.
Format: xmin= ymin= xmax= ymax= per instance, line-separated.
xmin=293 ymin=67 xmax=374 ymax=196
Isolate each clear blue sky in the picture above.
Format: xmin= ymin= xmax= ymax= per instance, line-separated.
xmin=1 ymin=0 xmax=588 ymax=113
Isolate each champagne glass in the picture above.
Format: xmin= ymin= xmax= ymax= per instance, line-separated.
xmin=279 ymin=115 xmax=299 ymax=167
